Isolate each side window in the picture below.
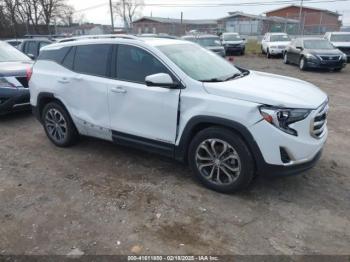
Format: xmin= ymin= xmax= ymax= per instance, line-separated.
xmin=38 ymin=46 xmax=71 ymax=64
xmin=62 ymin=47 xmax=75 ymax=70
xmin=74 ymin=44 xmax=112 ymax=77
xmin=116 ymin=45 xmax=169 ymax=83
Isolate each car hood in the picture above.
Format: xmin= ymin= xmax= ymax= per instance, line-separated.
xmin=0 ymin=61 xmax=33 ymax=77
xmin=206 ymin=46 xmax=224 ymax=51
xmin=203 ymin=70 xmax=327 ymax=109
xmin=268 ymin=41 xmax=290 ymax=46
xmin=331 ymin=42 xmax=350 ymax=47
xmin=307 ymin=49 xmax=343 ymax=55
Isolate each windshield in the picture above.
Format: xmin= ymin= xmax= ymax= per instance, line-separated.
xmin=0 ymin=42 xmax=31 ymax=62
xmin=223 ymin=34 xmax=241 ymax=41
xmin=270 ymin=34 xmax=290 ymax=42
xmin=196 ymin=37 xmax=220 ymax=47
xmin=157 ymin=43 xmax=241 ymax=81
xmin=330 ymin=34 xmax=350 ymax=42
xmin=304 ymin=39 xmax=334 ymax=49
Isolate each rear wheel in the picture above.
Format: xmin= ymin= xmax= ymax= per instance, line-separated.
xmin=188 ymin=127 xmax=255 ymax=193
xmin=42 ymin=102 xmax=79 ymax=147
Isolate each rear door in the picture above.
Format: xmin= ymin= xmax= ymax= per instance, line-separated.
xmin=108 ymin=44 xmax=181 ymax=153
xmin=58 ymin=44 xmax=114 ymax=140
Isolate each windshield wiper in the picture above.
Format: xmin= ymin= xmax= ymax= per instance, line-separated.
xmin=200 ymin=78 xmax=223 ymax=82
xmin=223 ymin=73 xmax=243 ymax=81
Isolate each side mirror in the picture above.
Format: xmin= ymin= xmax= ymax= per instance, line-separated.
xmin=145 ymin=73 xmax=179 ymax=88
xmin=27 ymin=53 xmax=35 ymax=60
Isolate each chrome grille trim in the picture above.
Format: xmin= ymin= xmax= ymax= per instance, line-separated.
xmin=311 ymin=101 xmax=329 ymax=139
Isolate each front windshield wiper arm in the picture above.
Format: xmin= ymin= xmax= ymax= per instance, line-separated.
xmin=223 ymin=73 xmax=244 ymax=81
xmin=200 ymin=78 xmax=224 ymax=82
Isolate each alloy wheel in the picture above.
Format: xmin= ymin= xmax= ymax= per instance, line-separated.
xmin=45 ymin=108 xmax=67 ymax=143
xmin=195 ymin=139 xmax=241 ymax=185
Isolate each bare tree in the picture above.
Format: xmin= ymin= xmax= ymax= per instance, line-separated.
xmin=113 ymin=0 xmax=144 ymax=29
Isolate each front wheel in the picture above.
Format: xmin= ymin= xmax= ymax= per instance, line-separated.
xmin=299 ymin=57 xmax=307 ymax=71
xmin=266 ymin=48 xmax=271 ymax=59
xmin=283 ymin=52 xmax=289 ymax=64
xmin=188 ymin=127 xmax=255 ymax=193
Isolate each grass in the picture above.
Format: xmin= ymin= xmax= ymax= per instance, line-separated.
xmin=245 ymin=40 xmax=262 ymax=55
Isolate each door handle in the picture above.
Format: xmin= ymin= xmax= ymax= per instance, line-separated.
xmin=111 ymin=86 xmax=127 ymax=94
xmin=58 ymin=78 xmax=70 ymax=84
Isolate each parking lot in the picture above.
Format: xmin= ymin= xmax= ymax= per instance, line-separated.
xmin=0 ymin=55 xmax=349 ymax=255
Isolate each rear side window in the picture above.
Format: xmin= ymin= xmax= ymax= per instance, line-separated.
xmin=62 ymin=47 xmax=75 ymax=70
xmin=74 ymin=44 xmax=112 ymax=77
xmin=116 ymin=45 xmax=169 ymax=83
xmin=38 ymin=46 xmax=71 ymax=64
xmin=25 ymin=41 xmax=38 ymax=56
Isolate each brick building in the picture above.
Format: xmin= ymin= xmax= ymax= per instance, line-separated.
xmin=132 ymin=17 xmax=218 ymax=36
xmin=265 ymin=5 xmax=342 ymax=34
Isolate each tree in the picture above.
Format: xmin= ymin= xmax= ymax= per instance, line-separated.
xmin=113 ymin=0 xmax=144 ymax=30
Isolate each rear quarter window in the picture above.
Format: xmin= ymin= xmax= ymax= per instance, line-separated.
xmin=38 ymin=46 xmax=72 ymax=64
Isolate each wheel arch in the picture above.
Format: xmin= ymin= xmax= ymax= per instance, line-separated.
xmin=175 ymin=116 xmax=265 ymax=171
xmin=35 ymin=92 xmax=71 ymax=123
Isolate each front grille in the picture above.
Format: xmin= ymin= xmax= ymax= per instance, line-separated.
xmin=319 ymin=55 xmax=340 ymax=61
xmin=16 ymin=77 xmax=28 ymax=88
xmin=277 ymin=45 xmax=286 ymax=49
xmin=311 ymin=101 xmax=328 ymax=139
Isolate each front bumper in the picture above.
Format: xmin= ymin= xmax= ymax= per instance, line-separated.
xmin=268 ymin=48 xmax=285 ymax=55
xmin=0 ymin=88 xmax=30 ymax=115
xmin=305 ymin=58 xmax=347 ymax=69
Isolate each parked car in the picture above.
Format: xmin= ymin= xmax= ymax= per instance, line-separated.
xmin=16 ymin=38 xmax=52 ymax=60
xmin=220 ymin=32 xmax=246 ymax=55
xmin=139 ymin=33 xmax=177 ymax=39
xmin=181 ymin=35 xmax=197 ymax=43
xmin=30 ymin=37 xmax=328 ymax=193
xmin=324 ymin=32 xmax=350 ymax=62
xmin=261 ymin=33 xmax=291 ymax=58
xmin=283 ymin=38 xmax=347 ymax=71
xmin=0 ymin=41 xmax=33 ymax=115
xmin=195 ymin=35 xmax=225 ymax=57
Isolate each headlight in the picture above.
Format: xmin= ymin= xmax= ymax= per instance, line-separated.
xmin=259 ymin=106 xmax=311 ymax=136
xmin=305 ymin=53 xmax=317 ymax=60
xmin=0 ymin=78 xmax=16 ymax=88
xmin=341 ymin=53 xmax=347 ymax=60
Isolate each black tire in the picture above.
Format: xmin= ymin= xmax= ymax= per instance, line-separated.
xmin=334 ymin=68 xmax=342 ymax=72
xmin=283 ymin=52 xmax=289 ymax=64
xmin=299 ymin=57 xmax=307 ymax=71
xmin=261 ymin=45 xmax=265 ymax=54
xmin=42 ymin=102 xmax=79 ymax=147
xmin=241 ymin=49 xmax=245 ymax=56
xmin=188 ymin=127 xmax=255 ymax=193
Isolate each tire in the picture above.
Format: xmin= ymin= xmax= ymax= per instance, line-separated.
xmin=188 ymin=127 xmax=255 ymax=193
xmin=42 ymin=102 xmax=79 ymax=147
xmin=283 ymin=52 xmax=289 ymax=64
xmin=334 ymin=68 xmax=342 ymax=72
xmin=266 ymin=48 xmax=271 ymax=59
xmin=261 ymin=46 xmax=265 ymax=54
xmin=241 ymin=49 xmax=245 ymax=55
xmin=299 ymin=57 xmax=307 ymax=71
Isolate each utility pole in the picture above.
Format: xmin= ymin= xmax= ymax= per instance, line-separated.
xmin=298 ymin=0 xmax=304 ymax=35
xmin=109 ymin=0 xmax=115 ymax=33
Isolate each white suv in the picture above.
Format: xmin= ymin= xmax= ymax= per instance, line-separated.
xmin=261 ymin=33 xmax=291 ymax=58
xmin=29 ymin=37 xmax=328 ymax=193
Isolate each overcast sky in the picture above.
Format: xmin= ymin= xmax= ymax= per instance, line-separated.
xmin=68 ymin=0 xmax=350 ymax=26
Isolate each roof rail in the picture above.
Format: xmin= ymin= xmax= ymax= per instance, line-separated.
xmin=57 ymin=34 xmax=139 ymax=43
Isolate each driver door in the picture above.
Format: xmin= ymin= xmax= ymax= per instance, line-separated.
xmin=108 ymin=44 xmax=181 ymax=153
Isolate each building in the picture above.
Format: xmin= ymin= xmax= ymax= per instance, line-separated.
xmin=265 ymin=5 xmax=342 ymax=34
xmin=132 ymin=16 xmax=218 ymax=36
xmin=217 ymin=12 xmax=299 ymax=35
